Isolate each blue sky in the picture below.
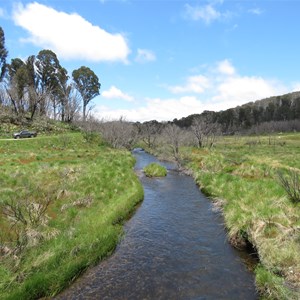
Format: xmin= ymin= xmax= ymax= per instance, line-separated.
xmin=1 ymin=0 xmax=300 ymax=122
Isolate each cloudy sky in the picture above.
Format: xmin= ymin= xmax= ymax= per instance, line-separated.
xmin=1 ymin=0 xmax=300 ymax=122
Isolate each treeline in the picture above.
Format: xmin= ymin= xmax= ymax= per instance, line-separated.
xmin=1 ymin=26 xmax=299 ymax=136
xmin=0 ymin=27 xmax=100 ymax=123
xmin=173 ymin=92 xmax=300 ymax=134
xmin=79 ymin=90 xmax=300 ymax=158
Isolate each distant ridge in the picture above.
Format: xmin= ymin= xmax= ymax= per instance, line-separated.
xmin=173 ymin=91 xmax=300 ymax=133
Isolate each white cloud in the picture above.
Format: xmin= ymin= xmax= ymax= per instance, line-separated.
xmin=168 ymin=75 xmax=211 ymax=94
xmin=184 ymin=4 xmax=221 ymax=24
xmin=12 ymin=2 xmax=130 ymax=62
xmin=0 ymin=8 xmax=4 ymax=18
xmin=135 ymin=48 xmax=156 ymax=63
xmin=292 ymin=82 xmax=300 ymax=92
xmin=248 ymin=8 xmax=263 ymax=15
xmin=95 ymin=96 xmax=206 ymax=122
xmin=94 ymin=60 xmax=290 ymax=122
xmin=216 ymin=59 xmax=235 ymax=75
xmin=102 ymin=86 xmax=134 ymax=102
xmin=212 ymin=76 xmax=287 ymax=108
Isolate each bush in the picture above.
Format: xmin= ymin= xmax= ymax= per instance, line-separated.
xmin=277 ymin=170 xmax=300 ymax=204
xmin=143 ymin=163 xmax=167 ymax=177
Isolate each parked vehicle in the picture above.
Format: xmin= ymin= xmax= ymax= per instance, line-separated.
xmin=13 ymin=130 xmax=37 ymax=139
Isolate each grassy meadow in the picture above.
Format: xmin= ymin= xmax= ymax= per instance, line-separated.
xmin=0 ymin=133 xmax=143 ymax=299
xmin=182 ymin=133 xmax=300 ymax=299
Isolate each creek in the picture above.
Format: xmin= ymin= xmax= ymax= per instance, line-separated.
xmin=56 ymin=149 xmax=257 ymax=299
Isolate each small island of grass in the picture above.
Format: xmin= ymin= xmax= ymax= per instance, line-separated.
xmin=143 ymin=162 xmax=167 ymax=177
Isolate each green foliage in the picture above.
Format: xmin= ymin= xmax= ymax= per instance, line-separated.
xmin=0 ymin=133 xmax=143 ymax=299
xmin=143 ymin=162 xmax=167 ymax=177
xmin=0 ymin=117 xmax=78 ymax=138
xmin=184 ymin=133 xmax=300 ymax=299
xmin=0 ymin=26 xmax=8 ymax=82
xmin=174 ymin=92 xmax=300 ymax=134
xmin=255 ymin=266 xmax=294 ymax=300
xmin=72 ymin=66 xmax=101 ymax=120
xmin=1 ymin=24 xmax=99 ymax=122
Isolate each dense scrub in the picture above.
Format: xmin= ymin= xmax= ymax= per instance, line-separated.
xmin=0 ymin=133 xmax=143 ymax=299
xmin=184 ymin=133 xmax=300 ymax=299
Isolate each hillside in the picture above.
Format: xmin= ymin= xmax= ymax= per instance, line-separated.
xmin=173 ymin=91 xmax=300 ymax=133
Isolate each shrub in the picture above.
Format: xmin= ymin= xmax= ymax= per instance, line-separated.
xmin=143 ymin=163 xmax=167 ymax=177
xmin=277 ymin=170 xmax=300 ymax=204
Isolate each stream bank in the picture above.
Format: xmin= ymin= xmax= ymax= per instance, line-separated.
xmin=56 ymin=149 xmax=257 ymax=299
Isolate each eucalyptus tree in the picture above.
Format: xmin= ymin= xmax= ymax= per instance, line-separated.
xmin=56 ymin=67 xmax=70 ymax=121
xmin=0 ymin=27 xmax=8 ymax=82
xmin=54 ymin=70 xmax=81 ymax=123
xmin=63 ymin=84 xmax=82 ymax=122
xmin=49 ymin=64 xmax=69 ymax=120
xmin=72 ymin=66 xmax=101 ymax=121
xmin=7 ymin=55 xmax=45 ymax=119
xmin=35 ymin=49 xmax=65 ymax=116
xmin=5 ymin=58 xmax=27 ymax=115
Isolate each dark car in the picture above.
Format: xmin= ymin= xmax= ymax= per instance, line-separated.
xmin=13 ymin=130 xmax=37 ymax=139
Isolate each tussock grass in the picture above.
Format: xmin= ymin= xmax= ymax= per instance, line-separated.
xmin=185 ymin=133 xmax=300 ymax=299
xmin=0 ymin=133 xmax=143 ymax=299
xmin=143 ymin=162 xmax=167 ymax=177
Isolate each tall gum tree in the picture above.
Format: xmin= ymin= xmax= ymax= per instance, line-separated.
xmin=36 ymin=49 xmax=64 ymax=116
xmin=0 ymin=27 xmax=8 ymax=82
xmin=72 ymin=66 xmax=101 ymax=121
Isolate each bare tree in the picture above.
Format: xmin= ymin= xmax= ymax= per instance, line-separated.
xmin=163 ymin=124 xmax=184 ymax=163
xmin=99 ymin=117 xmax=138 ymax=149
xmin=137 ymin=120 xmax=162 ymax=149
xmin=191 ymin=116 xmax=220 ymax=148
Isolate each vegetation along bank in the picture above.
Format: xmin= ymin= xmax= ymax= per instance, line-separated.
xmin=182 ymin=134 xmax=300 ymax=299
xmin=0 ymin=132 xmax=143 ymax=299
xmin=148 ymin=132 xmax=300 ymax=299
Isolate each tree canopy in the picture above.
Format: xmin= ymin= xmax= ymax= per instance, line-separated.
xmin=0 ymin=27 xmax=8 ymax=82
xmin=0 ymin=26 xmax=101 ymax=123
xmin=72 ymin=66 xmax=101 ymax=121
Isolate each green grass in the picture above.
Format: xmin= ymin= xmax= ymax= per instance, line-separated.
xmin=143 ymin=162 xmax=167 ymax=177
xmin=0 ymin=117 xmax=78 ymax=139
xmin=183 ymin=133 xmax=300 ymax=299
xmin=0 ymin=132 xmax=143 ymax=299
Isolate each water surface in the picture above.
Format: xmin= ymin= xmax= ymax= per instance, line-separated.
xmin=56 ymin=150 xmax=257 ymax=299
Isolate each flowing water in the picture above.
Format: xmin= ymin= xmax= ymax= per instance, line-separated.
xmin=56 ymin=149 xmax=257 ymax=299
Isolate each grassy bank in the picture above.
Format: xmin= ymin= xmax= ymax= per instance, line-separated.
xmin=183 ymin=133 xmax=300 ymax=299
xmin=0 ymin=133 xmax=143 ymax=299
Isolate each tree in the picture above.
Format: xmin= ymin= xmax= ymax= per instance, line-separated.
xmin=0 ymin=27 xmax=8 ymax=82
xmin=21 ymin=55 xmax=42 ymax=120
xmin=191 ymin=115 xmax=220 ymax=148
xmin=5 ymin=58 xmax=29 ymax=116
xmin=72 ymin=66 xmax=101 ymax=121
xmin=99 ymin=117 xmax=138 ymax=149
xmin=36 ymin=50 xmax=64 ymax=116
xmin=137 ymin=120 xmax=162 ymax=149
xmin=163 ymin=124 xmax=183 ymax=163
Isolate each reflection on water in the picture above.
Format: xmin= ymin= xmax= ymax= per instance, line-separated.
xmin=56 ymin=150 xmax=257 ymax=299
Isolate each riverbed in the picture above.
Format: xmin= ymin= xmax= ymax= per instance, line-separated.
xmin=56 ymin=149 xmax=257 ymax=299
